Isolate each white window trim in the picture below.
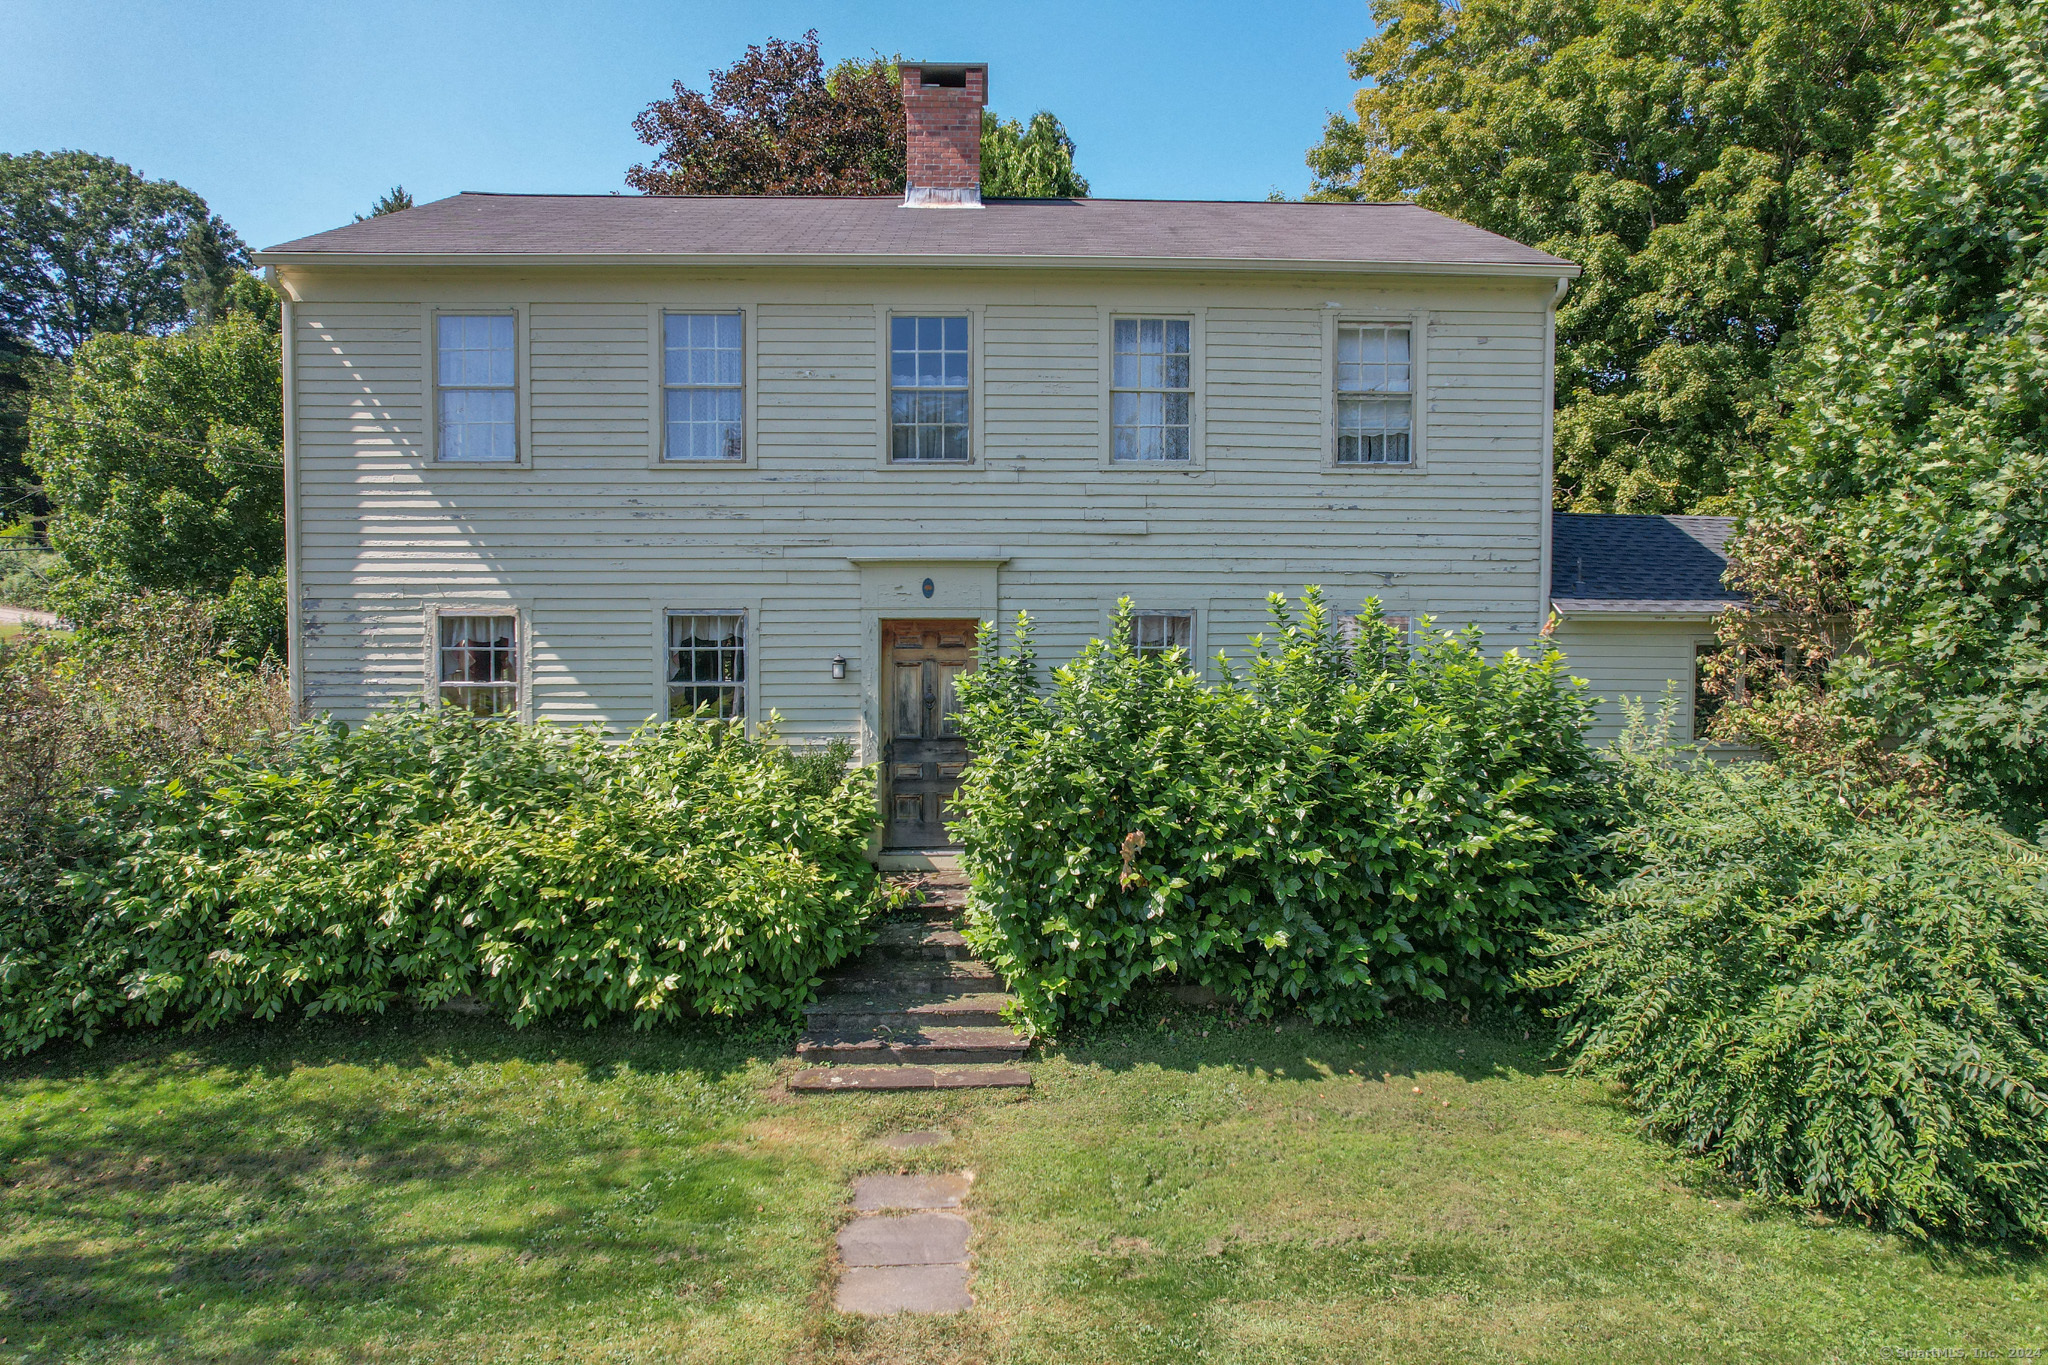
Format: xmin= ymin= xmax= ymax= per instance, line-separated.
xmin=421 ymin=602 xmax=530 ymax=720
xmin=1101 ymin=596 xmax=1210 ymax=675
xmin=647 ymin=303 xmax=758 ymax=469
xmin=1099 ymin=309 xmax=1206 ymax=470
xmin=875 ymin=305 xmax=982 ymax=470
xmin=654 ymin=603 xmax=759 ymax=728
xmin=1323 ymin=311 xmax=1426 ymax=474
xmin=424 ymin=305 xmax=530 ymax=468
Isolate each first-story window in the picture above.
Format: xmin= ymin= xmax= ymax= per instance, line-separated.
xmin=1342 ymin=612 xmax=1413 ymax=656
xmin=1132 ymin=610 xmax=1194 ymax=659
xmin=664 ymin=312 xmax=744 ymax=461
xmin=668 ymin=612 xmax=747 ymax=719
xmin=1111 ymin=318 xmax=1193 ymax=462
xmin=889 ymin=315 xmax=970 ymax=462
xmin=1695 ymin=643 xmax=1725 ymax=737
xmin=438 ymin=613 xmax=518 ymax=715
xmin=1335 ymin=322 xmax=1412 ymax=466
xmin=436 ymin=313 xmax=518 ymax=462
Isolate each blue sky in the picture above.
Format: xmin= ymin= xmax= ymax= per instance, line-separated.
xmin=2 ymin=0 xmax=1377 ymax=251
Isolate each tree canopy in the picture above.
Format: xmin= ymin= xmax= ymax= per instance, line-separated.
xmin=1714 ymin=0 xmax=2048 ymax=832
xmin=628 ymin=32 xmax=1086 ymax=199
xmin=356 ymin=186 xmax=414 ymax=220
xmin=0 ymin=151 xmax=248 ymax=358
xmin=1308 ymin=0 xmax=1929 ymax=513
xmin=26 ymin=275 xmax=284 ymax=654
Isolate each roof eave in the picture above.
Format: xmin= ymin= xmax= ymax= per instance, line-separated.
xmin=252 ymin=249 xmax=1581 ymax=278
xmin=1549 ymin=599 xmax=1743 ymax=622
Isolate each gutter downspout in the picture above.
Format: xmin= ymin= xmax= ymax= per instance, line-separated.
xmin=1538 ymin=274 xmax=1570 ymax=635
xmin=271 ymin=267 xmax=304 ymax=717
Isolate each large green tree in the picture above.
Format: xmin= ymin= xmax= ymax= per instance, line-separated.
xmin=27 ymin=274 xmax=284 ymax=655
xmin=0 ymin=152 xmax=248 ymax=507
xmin=628 ymin=32 xmax=1086 ymax=198
xmin=1308 ymin=0 xmax=1929 ymax=512
xmin=1716 ymin=0 xmax=2048 ymax=832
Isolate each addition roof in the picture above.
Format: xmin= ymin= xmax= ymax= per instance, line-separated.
xmin=1550 ymin=513 xmax=1742 ymax=616
xmin=255 ymin=193 xmax=1579 ymax=276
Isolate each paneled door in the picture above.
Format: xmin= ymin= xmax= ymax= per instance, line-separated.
xmin=882 ymin=620 xmax=978 ymax=848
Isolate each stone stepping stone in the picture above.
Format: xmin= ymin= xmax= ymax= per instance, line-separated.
xmin=834 ymin=1176 xmax=978 ymax=1317
xmin=876 ymin=1130 xmax=951 ymax=1150
xmin=838 ymin=1211 xmax=971 ymax=1265
xmin=836 ymin=1264 xmax=973 ymax=1316
xmin=853 ymin=1171 xmax=972 ymax=1210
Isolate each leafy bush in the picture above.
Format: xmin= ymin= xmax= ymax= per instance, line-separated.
xmin=1531 ymin=759 xmax=2048 ymax=1243
xmin=952 ymin=593 xmax=1610 ymax=1029
xmin=0 ymin=709 xmax=881 ymax=1058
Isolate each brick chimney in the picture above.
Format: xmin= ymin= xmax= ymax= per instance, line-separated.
xmin=900 ymin=62 xmax=987 ymax=208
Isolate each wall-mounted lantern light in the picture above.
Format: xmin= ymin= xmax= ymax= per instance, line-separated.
xmin=830 ymin=655 xmax=847 ymax=680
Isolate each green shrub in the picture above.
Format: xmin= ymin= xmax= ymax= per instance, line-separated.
xmin=952 ymin=592 xmax=1610 ymax=1030
xmin=0 ymin=708 xmax=881 ymax=1057
xmin=1531 ymin=760 xmax=2048 ymax=1243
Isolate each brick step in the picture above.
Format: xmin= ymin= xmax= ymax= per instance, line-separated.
xmin=797 ymin=1026 xmax=1029 ymax=1066
xmin=792 ymin=1065 xmax=1031 ymax=1093
xmin=803 ymin=992 xmax=1014 ymax=1030
xmin=825 ymin=957 xmax=1003 ymax=996
xmin=871 ymin=920 xmax=974 ymax=961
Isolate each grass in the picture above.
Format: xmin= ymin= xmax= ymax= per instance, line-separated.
xmin=2 ymin=1005 xmax=2042 ymax=1364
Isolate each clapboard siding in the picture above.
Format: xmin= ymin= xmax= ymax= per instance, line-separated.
xmin=282 ymin=268 xmax=1592 ymax=743
xmin=1549 ymin=618 xmax=1719 ymax=742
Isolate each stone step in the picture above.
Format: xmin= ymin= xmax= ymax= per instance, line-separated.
xmin=871 ymin=920 xmax=974 ymax=961
xmin=797 ymin=1026 xmax=1030 ymax=1066
xmin=792 ymin=1065 xmax=1032 ymax=1093
xmin=803 ymin=992 xmax=1014 ymax=1030
xmin=825 ymin=957 xmax=1003 ymax=996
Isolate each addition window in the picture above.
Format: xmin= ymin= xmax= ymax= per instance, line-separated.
xmin=438 ymin=614 xmax=518 ymax=715
xmin=663 ymin=312 xmax=744 ymax=461
xmin=889 ymin=315 xmax=970 ymax=462
xmin=667 ymin=612 xmax=747 ymax=719
xmin=1342 ymin=612 xmax=1413 ymax=651
xmin=1133 ymin=610 xmax=1194 ymax=659
xmin=435 ymin=314 xmax=518 ymax=462
xmin=1335 ymin=323 xmax=1413 ymax=466
xmin=1111 ymin=318 xmax=1193 ymax=462
xmin=1694 ymin=643 xmax=1724 ymax=737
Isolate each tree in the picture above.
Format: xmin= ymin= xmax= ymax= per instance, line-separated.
xmin=0 ymin=151 xmax=248 ymax=358
xmin=982 ymin=111 xmax=1089 ymax=198
xmin=26 ymin=274 xmax=284 ymax=656
xmin=1307 ymin=0 xmax=1929 ymax=513
xmin=1713 ymin=0 xmax=2048 ymax=832
xmin=356 ymin=186 xmax=414 ymax=220
xmin=628 ymin=32 xmax=1087 ymax=198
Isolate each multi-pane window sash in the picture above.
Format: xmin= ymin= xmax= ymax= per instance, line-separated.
xmin=668 ymin=612 xmax=746 ymax=719
xmin=1133 ymin=611 xmax=1194 ymax=659
xmin=1341 ymin=613 xmax=1413 ymax=655
xmin=664 ymin=313 xmax=744 ymax=461
xmin=1111 ymin=318 xmax=1193 ymax=462
xmin=438 ymin=614 xmax=517 ymax=715
xmin=890 ymin=316 xmax=970 ymax=462
xmin=436 ymin=315 xmax=517 ymax=462
xmin=1335 ymin=323 xmax=1413 ymax=466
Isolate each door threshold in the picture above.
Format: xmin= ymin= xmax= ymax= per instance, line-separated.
xmin=875 ymin=848 xmax=964 ymax=873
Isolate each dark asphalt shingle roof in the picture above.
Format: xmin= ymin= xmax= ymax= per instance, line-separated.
xmin=1550 ymin=513 xmax=1741 ymax=615
xmin=257 ymin=193 xmax=1578 ymax=273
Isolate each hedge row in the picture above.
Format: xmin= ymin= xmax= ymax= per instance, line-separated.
xmin=950 ymin=593 xmax=1612 ymax=1028
xmin=0 ymin=709 xmax=882 ymax=1057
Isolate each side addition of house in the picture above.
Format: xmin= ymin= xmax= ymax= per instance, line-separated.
xmin=255 ymin=60 xmax=1730 ymax=852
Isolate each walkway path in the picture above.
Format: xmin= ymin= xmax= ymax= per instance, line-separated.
xmin=834 ymin=1164 xmax=977 ymax=1315
xmin=0 ymin=606 xmax=59 ymax=629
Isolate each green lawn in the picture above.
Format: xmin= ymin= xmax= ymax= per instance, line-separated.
xmin=2 ymin=1008 xmax=2041 ymax=1364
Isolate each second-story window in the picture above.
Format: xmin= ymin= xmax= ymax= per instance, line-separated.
xmin=436 ymin=314 xmax=517 ymax=462
xmin=664 ymin=312 xmax=744 ymax=461
xmin=1335 ymin=323 xmax=1413 ymax=465
xmin=890 ymin=315 xmax=970 ymax=462
xmin=1111 ymin=318 xmax=1193 ymax=463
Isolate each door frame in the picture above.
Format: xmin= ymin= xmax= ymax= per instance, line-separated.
xmin=847 ymin=554 xmax=1006 ymax=849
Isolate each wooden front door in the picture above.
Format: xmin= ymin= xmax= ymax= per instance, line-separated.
xmin=882 ymin=620 xmax=977 ymax=848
